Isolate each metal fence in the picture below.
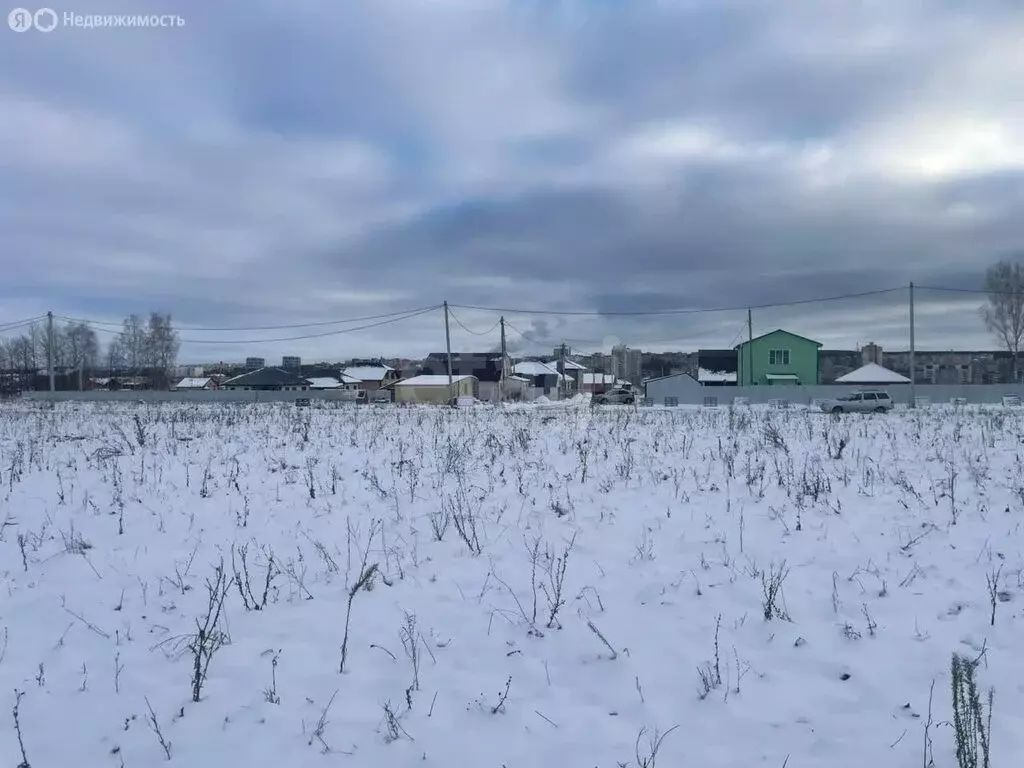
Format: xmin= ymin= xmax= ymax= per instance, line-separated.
xmin=17 ymin=382 xmax=1024 ymax=407
xmin=19 ymin=390 xmax=366 ymax=404
xmin=640 ymin=383 xmax=1024 ymax=407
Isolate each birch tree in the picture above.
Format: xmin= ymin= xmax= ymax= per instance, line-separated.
xmin=981 ymin=260 xmax=1024 ymax=382
xmin=145 ymin=312 xmax=180 ymax=389
xmin=118 ymin=314 xmax=148 ymax=377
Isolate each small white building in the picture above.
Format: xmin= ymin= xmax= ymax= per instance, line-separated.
xmin=643 ymin=372 xmax=702 ymax=404
xmin=394 ymin=375 xmax=477 ymax=404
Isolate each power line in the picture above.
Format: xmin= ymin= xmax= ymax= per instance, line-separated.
xmin=450 ymin=287 xmax=905 ymax=317
xmin=917 ymin=285 xmax=1009 ymax=297
xmin=447 ymin=309 xmax=500 ymax=337
xmin=55 ymin=305 xmax=441 ymax=332
xmin=78 ymin=306 xmax=442 ymax=344
xmin=0 ymin=316 xmax=48 ymax=333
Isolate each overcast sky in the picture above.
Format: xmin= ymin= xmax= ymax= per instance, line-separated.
xmin=2 ymin=0 xmax=1021 ymax=363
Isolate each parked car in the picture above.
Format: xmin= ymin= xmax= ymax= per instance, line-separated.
xmin=818 ymin=389 xmax=894 ymax=414
xmin=592 ymin=388 xmax=635 ymax=405
xmin=372 ymin=392 xmax=391 ymax=404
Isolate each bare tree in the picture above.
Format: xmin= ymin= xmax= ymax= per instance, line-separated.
xmin=106 ymin=339 xmax=126 ymax=379
xmin=145 ymin=313 xmax=180 ymax=390
xmin=9 ymin=335 xmax=34 ymax=375
xmin=64 ymin=322 xmax=100 ymax=388
xmin=118 ymin=314 xmax=148 ymax=378
xmin=981 ymin=259 xmax=1024 ymax=382
xmin=28 ymin=324 xmax=46 ymax=371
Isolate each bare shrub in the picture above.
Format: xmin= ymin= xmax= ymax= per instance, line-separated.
xmin=339 ymin=561 xmax=379 ymax=674
xmin=231 ymin=543 xmax=279 ymax=611
xmin=188 ymin=561 xmax=232 ymax=702
xmin=144 ymin=696 xmax=172 ymax=760
xmin=761 ymin=560 xmax=791 ymax=621
xmin=542 ymin=534 xmax=576 ymax=629
xmin=696 ymin=614 xmax=722 ymax=699
xmin=12 ymin=689 xmax=31 ymax=768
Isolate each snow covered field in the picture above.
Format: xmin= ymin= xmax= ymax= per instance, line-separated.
xmin=1 ymin=401 xmax=1022 ymax=767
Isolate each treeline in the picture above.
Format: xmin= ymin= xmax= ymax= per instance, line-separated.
xmin=0 ymin=312 xmax=180 ymax=390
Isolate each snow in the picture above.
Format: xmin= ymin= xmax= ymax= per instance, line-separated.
xmin=306 ymin=377 xmax=343 ymax=389
xmin=514 ymin=362 xmax=569 ymax=380
xmin=699 ymin=368 xmax=737 ymax=383
xmin=396 ymin=374 xmax=474 ymax=386
xmin=1 ymin=402 xmax=1023 ymax=767
xmin=342 ymin=366 xmax=394 ymax=382
xmin=543 ymin=359 xmax=587 ymax=371
xmin=836 ymin=363 xmax=912 ymax=384
xmin=174 ymin=377 xmax=213 ymax=389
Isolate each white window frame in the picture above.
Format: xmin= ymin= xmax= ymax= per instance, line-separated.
xmin=768 ymin=349 xmax=791 ymax=366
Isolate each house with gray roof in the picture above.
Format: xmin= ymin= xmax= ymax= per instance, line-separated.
xmin=221 ymin=367 xmax=311 ymax=391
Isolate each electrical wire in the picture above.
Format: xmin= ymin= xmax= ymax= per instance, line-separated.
xmin=55 ymin=305 xmax=442 ymax=332
xmin=78 ymin=305 xmax=442 ymax=344
xmin=450 ymin=287 xmax=905 ymax=317
xmin=916 ymin=285 xmax=1014 ymax=296
xmin=502 ymin=320 xmax=532 ymax=341
xmin=447 ymin=309 xmax=501 ymax=337
xmin=0 ymin=316 xmax=48 ymax=333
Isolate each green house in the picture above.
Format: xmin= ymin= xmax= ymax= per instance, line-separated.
xmin=735 ymin=329 xmax=822 ymax=386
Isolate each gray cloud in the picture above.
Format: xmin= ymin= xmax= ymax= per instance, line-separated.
xmin=1 ymin=0 xmax=1022 ymax=363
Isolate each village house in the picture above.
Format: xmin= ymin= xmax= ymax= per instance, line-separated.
xmin=220 ymin=367 xmax=311 ymax=391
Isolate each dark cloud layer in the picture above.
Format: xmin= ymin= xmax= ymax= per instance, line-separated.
xmin=1 ymin=0 xmax=1022 ymax=362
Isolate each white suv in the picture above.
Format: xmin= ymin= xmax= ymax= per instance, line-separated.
xmin=819 ymin=389 xmax=894 ymax=414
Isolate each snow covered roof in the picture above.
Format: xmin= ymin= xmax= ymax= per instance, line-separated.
xmin=395 ymin=375 xmax=475 ymax=387
xmin=835 ymin=363 xmax=911 ymax=384
xmin=543 ymin=359 xmax=587 ymax=371
xmin=175 ymin=377 xmax=213 ymax=389
xmin=514 ymin=361 xmax=569 ymax=379
xmin=342 ymin=366 xmax=393 ymax=381
xmin=307 ymin=377 xmax=343 ymax=389
xmin=698 ymin=368 xmax=737 ymax=383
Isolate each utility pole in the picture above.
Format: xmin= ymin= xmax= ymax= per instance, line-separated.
xmin=747 ymin=308 xmax=753 ymax=387
xmin=558 ymin=342 xmax=567 ymax=400
xmin=443 ymin=301 xmax=454 ymax=405
xmin=499 ymin=316 xmax=507 ymax=404
xmin=909 ymin=282 xmax=916 ymax=408
xmin=47 ymin=311 xmax=55 ymax=392
xmin=78 ymin=356 xmax=83 ymax=392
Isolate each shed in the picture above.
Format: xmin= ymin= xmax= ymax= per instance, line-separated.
xmin=643 ymin=372 xmax=702 ymax=404
xmin=835 ymin=363 xmax=911 ymax=385
xmin=394 ymin=375 xmax=477 ymax=404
